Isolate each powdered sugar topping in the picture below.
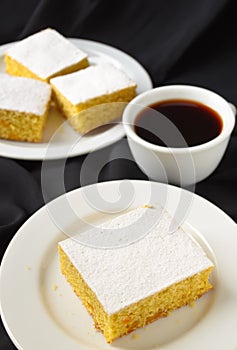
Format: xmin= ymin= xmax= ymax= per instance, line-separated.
xmin=0 ymin=74 xmax=51 ymax=115
xmin=50 ymin=63 xmax=137 ymax=104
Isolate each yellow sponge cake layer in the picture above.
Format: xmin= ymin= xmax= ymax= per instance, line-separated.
xmin=0 ymin=74 xmax=51 ymax=142
xmin=51 ymin=63 xmax=137 ymax=134
xmin=0 ymin=109 xmax=49 ymax=142
xmin=58 ymin=206 xmax=214 ymax=343
xmin=5 ymin=28 xmax=89 ymax=82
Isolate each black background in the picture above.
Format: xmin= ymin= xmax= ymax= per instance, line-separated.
xmin=0 ymin=0 xmax=236 ymax=348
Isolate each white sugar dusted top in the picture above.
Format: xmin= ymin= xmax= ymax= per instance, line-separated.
xmin=0 ymin=74 xmax=51 ymax=115
xmin=50 ymin=63 xmax=137 ymax=104
xmin=6 ymin=28 xmax=88 ymax=80
xmin=59 ymin=206 xmax=214 ymax=315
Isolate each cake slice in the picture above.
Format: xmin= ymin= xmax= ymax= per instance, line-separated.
xmin=50 ymin=63 xmax=137 ymax=134
xmin=0 ymin=74 xmax=51 ymax=142
xmin=5 ymin=28 xmax=89 ymax=82
xmin=58 ymin=206 xmax=214 ymax=343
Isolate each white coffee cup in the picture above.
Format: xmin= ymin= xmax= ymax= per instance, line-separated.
xmin=123 ymin=85 xmax=235 ymax=186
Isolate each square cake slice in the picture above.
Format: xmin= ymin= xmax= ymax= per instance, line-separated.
xmin=50 ymin=63 xmax=137 ymax=134
xmin=5 ymin=28 xmax=89 ymax=82
xmin=58 ymin=206 xmax=214 ymax=343
xmin=0 ymin=74 xmax=51 ymax=142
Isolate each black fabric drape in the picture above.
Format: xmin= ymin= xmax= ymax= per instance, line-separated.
xmin=0 ymin=0 xmax=236 ymax=348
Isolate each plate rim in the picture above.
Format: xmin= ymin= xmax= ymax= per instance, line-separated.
xmin=0 ymin=180 xmax=237 ymax=350
xmin=0 ymin=38 xmax=153 ymax=161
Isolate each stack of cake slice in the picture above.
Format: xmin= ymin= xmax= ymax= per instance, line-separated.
xmin=0 ymin=28 xmax=137 ymax=142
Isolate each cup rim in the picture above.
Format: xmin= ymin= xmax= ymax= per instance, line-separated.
xmin=123 ymin=85 xmax=236 ymax=154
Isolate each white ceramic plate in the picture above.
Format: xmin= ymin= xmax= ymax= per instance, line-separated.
xmin=0 ymin=180 xmax=237 ymax=350
xmin=0 ymin=39 xmax=152 ymax=160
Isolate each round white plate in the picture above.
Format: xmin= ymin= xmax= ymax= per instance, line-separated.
xmin=0 ymin=180 xmax=237 ymax=350
xmin=0 ymin=39 xmax=152 ymax=160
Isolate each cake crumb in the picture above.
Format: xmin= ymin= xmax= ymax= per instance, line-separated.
xmin=142 ymin=204 xmax=154 ymax=208
xmin=26 ymin=266 xmax=31 ymax=271
xmin=189 ymin=300 xmax=195 ymax=308
xmin=53 ymin=284 xmax=58 ymax=291
xmin=132 ymin=333 xmax=139 ymax=340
